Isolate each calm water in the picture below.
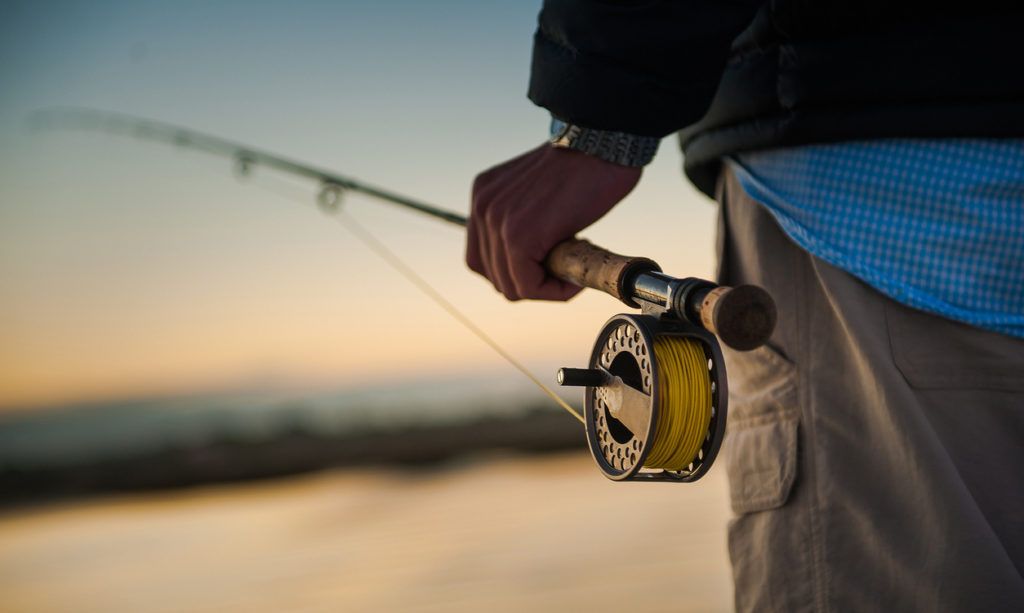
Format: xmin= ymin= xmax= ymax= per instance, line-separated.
xmin=0 ymin=452 xmax=734 ymax=613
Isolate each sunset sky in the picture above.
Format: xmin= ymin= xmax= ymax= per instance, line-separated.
xmin=0 ymin=0 xmax=717 ymax=410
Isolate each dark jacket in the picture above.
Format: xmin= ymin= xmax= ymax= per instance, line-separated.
xmin=528 ymin=1 xmax=1024 ymax=196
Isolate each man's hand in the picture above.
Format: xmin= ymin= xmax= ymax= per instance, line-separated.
xmin=467 ymin=144 xmax=642 ymax=301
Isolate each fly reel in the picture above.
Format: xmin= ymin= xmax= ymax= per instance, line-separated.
xmin=546 ymin=239 xmax=774 ymax=483
xmin=559 ymin=313 xmax=727 ymax=482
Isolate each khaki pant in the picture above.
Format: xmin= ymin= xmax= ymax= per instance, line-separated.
xmin=716 ymin=167 xmax=1024 ymax=612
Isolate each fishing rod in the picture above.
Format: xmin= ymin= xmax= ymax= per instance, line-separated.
xmin=34 ymin=108 xmax=776 ymax=483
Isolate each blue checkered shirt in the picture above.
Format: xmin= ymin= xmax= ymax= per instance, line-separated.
xmin=728 ymin=139 xmax=1024 ymax=338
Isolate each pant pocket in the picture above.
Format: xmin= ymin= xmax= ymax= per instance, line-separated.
xmin=723 ymin=344 xmax=800 ymax=514
xmin=724 ymin=345 xmax=813 ymax=612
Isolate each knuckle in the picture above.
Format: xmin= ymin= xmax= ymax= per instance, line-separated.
xmin=472 ymin=167 xmax=501 ymax=197
xmin=471 ymin=176 xmax=488 ymax=203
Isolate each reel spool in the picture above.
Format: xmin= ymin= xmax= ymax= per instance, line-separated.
xmin=559 ymin=314 xmax=728 ymax=482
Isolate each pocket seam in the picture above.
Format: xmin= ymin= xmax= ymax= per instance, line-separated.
xmin=728 ymin=416 xmax=799 ymax=514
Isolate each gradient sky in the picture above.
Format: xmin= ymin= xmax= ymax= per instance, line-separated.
xmin=0 ymin=0 xmax=718 ymax=410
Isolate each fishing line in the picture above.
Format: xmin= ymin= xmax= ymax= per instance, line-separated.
xmin=332 ymin=210 xmax=585 ymax=425
xmin=247 ymin=171 xmax=585 ymax=424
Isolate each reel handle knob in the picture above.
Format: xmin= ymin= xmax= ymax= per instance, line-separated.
xmin=695 ymin=284 xmax=777 ymax=352
xmin=556 ymin=367 xmax=607 ymax=387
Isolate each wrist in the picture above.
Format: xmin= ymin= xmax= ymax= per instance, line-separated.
xmin=548 ymin=118 xmax=660 ymax=167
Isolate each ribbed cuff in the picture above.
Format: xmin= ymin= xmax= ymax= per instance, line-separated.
xmin=549 ymin=119 xmax=660 ymax=167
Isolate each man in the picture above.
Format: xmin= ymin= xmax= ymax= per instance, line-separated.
xmin=467 ymin=2 xmax=1024 ymax=611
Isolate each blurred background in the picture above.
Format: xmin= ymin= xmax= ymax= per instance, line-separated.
xmin=0 ymin=1 xmax=730 ymax=611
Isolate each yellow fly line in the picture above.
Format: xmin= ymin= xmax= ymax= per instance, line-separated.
xmin=644 ymin=336 xmax=713 ymax=471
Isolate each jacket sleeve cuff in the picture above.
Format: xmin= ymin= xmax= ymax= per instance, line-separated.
xmin=549 ymin=118 xmax=660 ymax=167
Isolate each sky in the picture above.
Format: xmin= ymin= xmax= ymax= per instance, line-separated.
xmin=0 ymin=0 xmax=719 ymax=410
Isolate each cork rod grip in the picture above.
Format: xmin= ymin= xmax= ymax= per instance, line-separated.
xmin=545 ymin=238 xmax=660 ymax=305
